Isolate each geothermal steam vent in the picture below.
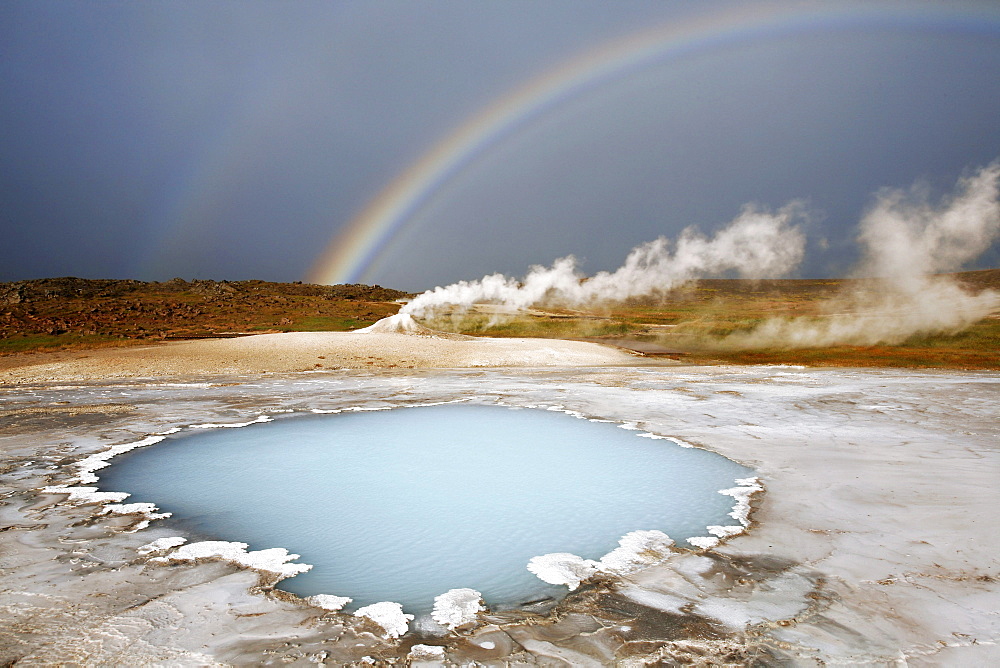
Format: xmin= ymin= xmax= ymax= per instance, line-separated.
xmin=101 ymin=405 xmax=753 ymax=615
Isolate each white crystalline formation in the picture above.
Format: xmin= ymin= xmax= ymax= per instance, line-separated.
xmin=408 ymin=644 xmax=446 ymax=660
xmin=147 ymin=540 xmax=312 ymax=579
xmin=137 ymin=536 xmax=188 ymax=555
xmin=431 ymin=588 xmax=485 ymax=629
xmin=598 ymin=530 xmax=675 ymax=574
xmin=684 ymin=478 xmax=763 ymax=549
xmin=530 ymin=499 xmax=764 ymax=587
xmin=686 ymin=536 xmax=721 ymax=550
xmin=190 ymin=415 xmax=273 ymax=429
xmin=307 ymin=594 xmax=353 ymax=612
xmin=74 ymin=434 xmax=168 ymax=484
xmin=43 ymin=436 xmax=167 ymax=503
xmin=686 ymin=524 xmax=747 ymax=549
xmin=528 ymin=530 xmax=676 ymax=589
xmin=101 ymin=502 xmax=171 ymax=519
xmin=354 ymin=601 xmax=414 ymax=639
xmin=41 ymin=485 xmax=129 ymax=504
xmin=707 ymin=524 xmax=746 ymax=538
xmin=719 ymin=477 xmax=764 ymax=527
xmin=526 ymin=553 xmax=599 ymax=589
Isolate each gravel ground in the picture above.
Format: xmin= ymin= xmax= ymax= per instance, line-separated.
xmin=0 ymin=331 xmax=648 ymax=383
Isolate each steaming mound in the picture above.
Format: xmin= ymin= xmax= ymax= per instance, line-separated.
xmin=355 ymin=313 xmax=442 ymax=336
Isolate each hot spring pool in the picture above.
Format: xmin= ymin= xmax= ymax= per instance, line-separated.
xmin=100 ymin=404 xmax=752 ymax=614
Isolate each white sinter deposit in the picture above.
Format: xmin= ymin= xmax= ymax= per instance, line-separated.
xmin=148 ymin=541 xmax=312 ymax=579
xmin=527 ymin=529 xmax=683 ymax=589
xmin=431 ymin=588 xmax=486 ymax=629
xmin=719 ymin=477 xmax=764 ymax=527
xmin=526 ymin=553 xmax=599 ymax=589
xmin=353 ymin=602 xmax=414 ymax=639
xmin=307 ymin=594 xmax=353 ymax=612
xmin=526 ymin=483 xmax=764 ymax=590
xmin=3 ymin=366 xmax=998 ymax=666
xmin=355 ymin=312 xmax=440 ymax=335
xmin=136 ymin=536 xmax=188 ymax=555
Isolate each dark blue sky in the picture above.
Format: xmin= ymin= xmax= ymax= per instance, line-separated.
xmin=2 ymin=1 xmax=999 ymax=289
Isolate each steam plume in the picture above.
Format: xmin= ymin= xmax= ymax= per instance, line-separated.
xmin=728 ymin=161 xmax=1000 ymax=348
xmin=402 ymin=203 xmax=807 ymax=318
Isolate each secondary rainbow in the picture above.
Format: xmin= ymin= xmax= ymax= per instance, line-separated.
xmin=308 ymin=3 xmax=1000 ymax=286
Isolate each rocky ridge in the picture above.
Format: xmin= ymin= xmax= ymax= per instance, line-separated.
xmin=0 ymin=277 xmax=410 ymax=348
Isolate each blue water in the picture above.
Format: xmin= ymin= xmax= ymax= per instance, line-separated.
xmin=100 ymin=404 xmax=751 ymax=614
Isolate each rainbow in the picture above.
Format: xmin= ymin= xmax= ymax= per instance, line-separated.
xmin=307 ymin=3 xmax=1000 ymax=286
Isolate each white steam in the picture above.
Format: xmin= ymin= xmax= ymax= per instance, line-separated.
xmin=401 ymin=203 xmax=807 ymax=318
xmin=858 ymin=163 xmax=1000 ymax=279
xmin=730 ymin=161 xmax=1000 ymax=348
xmin=391 ymin=161 xmax=1000 ymax=349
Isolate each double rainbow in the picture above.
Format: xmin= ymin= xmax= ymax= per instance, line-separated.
xmin=307 ymin=3 xmax=1000 ymax=286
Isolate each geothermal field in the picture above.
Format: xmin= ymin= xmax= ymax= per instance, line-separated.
xmin=2 ymin=165 xmax=1000 ymax=665
xmin=2 ymin=313 xmax=999 ymax=665
xmin=5 ymin=3 xmax=1000 ymax=665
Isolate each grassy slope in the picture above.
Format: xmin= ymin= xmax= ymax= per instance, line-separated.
xmin=438 ymin=269 xmax=1000 ymax=370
